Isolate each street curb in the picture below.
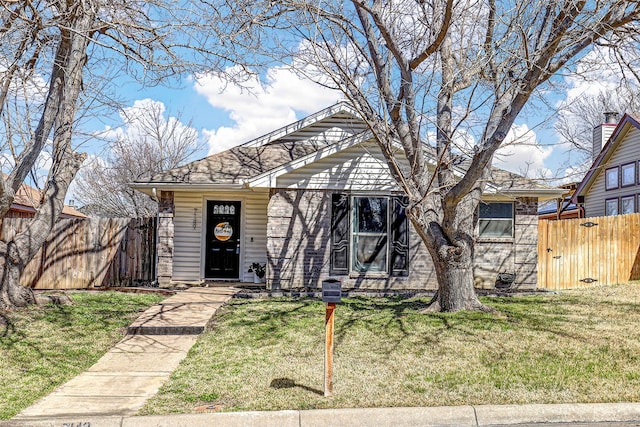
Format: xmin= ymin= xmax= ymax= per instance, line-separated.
xmin=4 ymin=403 xmax=640 ymax=427
xmin=474 ymin=402 xmax=640 ymax=425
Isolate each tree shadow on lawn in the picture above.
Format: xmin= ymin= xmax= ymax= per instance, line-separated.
xmin=0 ymin=311 xmax=15 ymax=338
xmin=336 ymin=295 xmax=615 ymax=354
xmin=335 ymin=296 xmax=511 ymax=353
xmin=222 ymin=294 xmax=626 ymax=358
xmin=215 ymin=298 xmax=320 ymax=340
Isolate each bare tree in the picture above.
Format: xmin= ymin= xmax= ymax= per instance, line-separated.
xmin=555 ymin=87 xmax=640 ymax=176
xmin=0 ymin=0 xmax=225 ymax=309
xmin=212 ymin=0 xmax=640 ymax=311
xmin=74 ymin=100 xmax=202 ymax=217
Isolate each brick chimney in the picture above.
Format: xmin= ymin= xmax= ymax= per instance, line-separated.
xmin=592 ymin=112 xmax=618 ymax=160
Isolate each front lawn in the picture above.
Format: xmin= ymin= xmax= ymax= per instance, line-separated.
xmin=0 ymin=291 xmax=165 ymax=419
xmin=141 ymin=283 xmax=640 ymax=414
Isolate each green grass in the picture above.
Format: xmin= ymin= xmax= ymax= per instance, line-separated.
xmin=0 ymin=291 xmax=165 ymax=419
xmin=141 ymin=283 xmax=640 ymax=415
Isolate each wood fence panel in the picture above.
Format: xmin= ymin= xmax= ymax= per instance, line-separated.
xmin=538 ymin=213 xmax=640 ymax=289
xmin=1 ymin=217 xmax=156 ymax=289
xmin=102 ymin=217 xmax=157 ymax=287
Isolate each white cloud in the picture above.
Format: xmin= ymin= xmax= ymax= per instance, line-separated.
xmin=494 ymin=124 xmax=553 ymax=178
xmin=562 ymin=46 xmax=626 ymax=104
xmin=547 ymin=44 xmax=640 ymax=179
xmin=427 ymin=123 xmax=552 ymax=178
xmin=0 ymin=62 xmax=48 ymax=103
xmin=194 ymin=65 xmax=343 ymax=154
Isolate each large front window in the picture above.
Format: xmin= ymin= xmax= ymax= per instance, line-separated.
xmin=478 ymin=202 xmax=514 ymax=238
xmin=352 ymin=196 xmax=388 ymax=272
xmin=331 ymin=193 xmax=408 ymax=276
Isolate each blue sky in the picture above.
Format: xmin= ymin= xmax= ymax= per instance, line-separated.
xmin=76 ymin=45 xmax=625 ymax=196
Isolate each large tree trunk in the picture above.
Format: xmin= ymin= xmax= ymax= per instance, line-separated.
xmin=428 ymin=248 xmax=490 ymax=312
xmin=0 ymin=3 xmax=93 ymax=310
xmin=0 ymin=245 xmax=35 ymax=309
xmin=408 ymin=191 xmax=491 ymax=313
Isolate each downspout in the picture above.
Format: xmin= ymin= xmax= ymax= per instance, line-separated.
xmin=151 ymin=187 xmax=159 ymax=285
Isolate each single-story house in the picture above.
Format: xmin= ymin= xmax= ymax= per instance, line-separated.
xmin=5 ymin=177 xmax=86 ymax=219
xmin=538 ymin=182 xmax=582 ymax=220
xmin=132 ymin=103 xmax=563 ymax=291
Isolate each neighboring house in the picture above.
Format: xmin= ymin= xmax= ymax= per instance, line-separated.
xmin=573 ymin=113 xmax=640 ymax=218
xmin=538 ymin=182 xmax=583 ymax=220
xmin=6 ymin=179 xmax=86 ymax=219
xmin=132 ymin=103 xmax=563 ymax=291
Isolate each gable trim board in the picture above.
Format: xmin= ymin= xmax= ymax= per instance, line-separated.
xmin=132 ymin=103 xmax=563 ymax=290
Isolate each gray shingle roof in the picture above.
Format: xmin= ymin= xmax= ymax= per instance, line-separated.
xmin=143 ymin=141 xmax=324 ymax=185
xmin=134 ymin=102 xmax=561 ymax=198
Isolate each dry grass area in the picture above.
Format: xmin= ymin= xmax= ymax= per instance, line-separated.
xmin=140 ymin=283 xmax=640 ymax=415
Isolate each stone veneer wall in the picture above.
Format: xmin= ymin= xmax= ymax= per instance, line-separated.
xmin=267 ymin=189 xmax=438 ymax=291
xmin=157 ymin=190 xmax=174 ymax=288
xmin=473 ymin=197 xmax=539 ymax=290
xmin=267 ymin=189 xmax=540 ymax=291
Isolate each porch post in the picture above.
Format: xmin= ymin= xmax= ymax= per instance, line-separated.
xmin=157 ymin=190 xmax=175 ymax=288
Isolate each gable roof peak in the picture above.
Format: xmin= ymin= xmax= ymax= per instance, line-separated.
xmin=238 ymin=101 xmax=363 ymax=150
xmin=574 ymin=112 xmax=640 ymax=199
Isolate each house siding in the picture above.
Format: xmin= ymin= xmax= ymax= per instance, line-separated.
xmin=276 ymin=141 xmax=404 ymax=190
xmin=169 ymin=189 xmax=269 ymax=283
xmin=473 ymin=197 xmax=538 ymax=289
xmin=584 ymin=126 xmax=640 ymax=217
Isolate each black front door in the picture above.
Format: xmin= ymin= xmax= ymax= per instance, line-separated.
xmin=205 ymin=201 xmax=241 ymax=279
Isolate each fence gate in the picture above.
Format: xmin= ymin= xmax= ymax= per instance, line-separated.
xmin=538 ymin=213 xmax=640 ymax=290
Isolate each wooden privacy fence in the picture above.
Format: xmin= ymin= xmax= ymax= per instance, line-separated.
xmin=1 ymin=217 xmax=156 ymax=289
xmin=538 ymin=213 xmax=640 ymax=290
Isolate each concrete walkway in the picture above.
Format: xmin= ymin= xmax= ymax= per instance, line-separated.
xmin=11 ymin=286 xmax=238 ymax=421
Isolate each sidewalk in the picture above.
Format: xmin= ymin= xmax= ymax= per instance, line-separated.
xmin=10 ymin=286 xmax=238 ymax=421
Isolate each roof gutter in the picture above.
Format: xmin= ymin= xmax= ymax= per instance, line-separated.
xmin=483 ymin=188 xmax=566 ymax=201
xmin=130 ymin=182 xmax=247 ymax=194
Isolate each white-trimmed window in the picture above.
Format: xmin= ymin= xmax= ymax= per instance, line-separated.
xmin=606 ymin=167 xmax=619 ymax=190
xmin=605 ymin=198 xmax=619 ymax=216
xmin=621 ymin=195 xmax=635 ymax=214
xmin=622 ymin=163 xmax=636 ymax=187
xmin=478 ymin=202 xmax=514 ymax=238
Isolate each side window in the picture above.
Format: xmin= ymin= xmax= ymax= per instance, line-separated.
xmin=621 ymin=195 xmax=635 ymax=214
xmin=606 ymin=167 xmax=619 ymax=190
xmin=478 ymin=202 xmax=514 ymax=238
xmin=605 ymin=198 xmax=619 ymax=216
xmin=621 ymin=163 xmax=636 ymax=187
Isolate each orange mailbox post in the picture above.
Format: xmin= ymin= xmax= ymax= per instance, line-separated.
xmin=321 ymin=279 xmax=342 ymax=397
